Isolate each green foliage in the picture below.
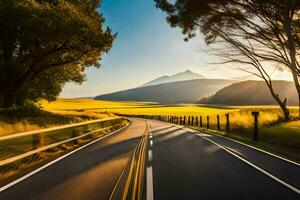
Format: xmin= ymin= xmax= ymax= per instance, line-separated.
xmin=0 ymin=0 xmax=115 ymax=108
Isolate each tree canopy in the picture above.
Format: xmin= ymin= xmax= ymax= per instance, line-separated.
xmin=0 ymin=0 xmax=115 ymax=108
xmin=155 ymin=0 xmax=300 ymax=119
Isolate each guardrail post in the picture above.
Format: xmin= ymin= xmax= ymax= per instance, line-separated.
xmin=200 ymin=116 xmax=203 ymax=127
xmin=195 ymin=116 xmax=198 ymax=126
xmin=217 ymin=115 xmax=220 ymax=131
xmin=206 ymin=116 xmax=210 ymax=129
xmin=72 ymin=129 xmax=79 ymax=144
xmin=188 ymin=116 xmax=191 ymax=125
xmin=183 ymin=116 xmax=186 ymax=125
xmin=191 ymin=116 xmax=194 ymax=126
xmin=32 ymin=134 xmax=43 ymax=149
xmin=225 ymin=113 xmax=230 ymax=133
xmin=252 ymin=112 xmax=259 ymax=141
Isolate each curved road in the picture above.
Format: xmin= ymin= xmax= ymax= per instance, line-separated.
xmin=1 ymin=118 xmax=300 ymax=200
xmin=0 ymin=118 xmax=147 ymax=200
xmin=148 ymin=120 xmax=300 ymax=200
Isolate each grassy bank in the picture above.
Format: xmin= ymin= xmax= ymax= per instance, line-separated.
xmin=0 ymin=104 xmax=115 ymax=136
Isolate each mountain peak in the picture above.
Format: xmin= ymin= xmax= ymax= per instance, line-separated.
xmin=142 ymin=70 xmax=205 ymax=87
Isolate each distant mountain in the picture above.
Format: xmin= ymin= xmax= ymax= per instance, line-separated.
xmin=199 ymin=80 xmax=298 ymax=105
xmin=142 ymin=70 xmax=205 ymax=87
xmin=95 ymin=79 xmax=235 ymax=104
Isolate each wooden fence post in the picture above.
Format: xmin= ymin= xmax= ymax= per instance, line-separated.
xmin=196 ymin=116 xmax=198 ymax=126
xmin=72 ymin=129 xmax=80 ymax=144
xmin=183 ymin=116 xmax=186 ymax=125
xmin=225 ymin=113 xmax=230 ymax=133
xmin=191 ymin=116 xmax=194 ymax=126
xmin=252 ymin=112 xmax=259 ymax=141
xmin=217 ymin=115 xmax=220 ymax=131
xmin=32 ymin=134 xmax=43 ymax=149
xmin=200 ymin=116 xmax=203 ymax=127
xmin=206 ymin=116 xmax=210 ymax=129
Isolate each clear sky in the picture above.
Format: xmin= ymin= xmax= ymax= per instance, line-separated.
xmin=60 ymin=0 xmax=292 ymax=98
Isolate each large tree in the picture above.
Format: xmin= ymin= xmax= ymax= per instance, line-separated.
xmin=0 ymin=0 xmax=115 ymax=109
xmin=155 ymin=0 xmax=300 ymax=120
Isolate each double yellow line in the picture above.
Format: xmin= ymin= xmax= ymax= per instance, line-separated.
xmin=122 ymin=122 xmax=149 ymax=200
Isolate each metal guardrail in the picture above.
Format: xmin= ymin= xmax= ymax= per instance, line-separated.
xmin=0 ymin=117 xmax=125 ymax=167
xmin=0 ymin=117 xmax=117 ymax=141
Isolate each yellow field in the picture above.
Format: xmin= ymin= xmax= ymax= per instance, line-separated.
xmin=41 ymin=98 xmax=299 ymax=129
xmin=40 ymin=98 xmax=300 ymax=162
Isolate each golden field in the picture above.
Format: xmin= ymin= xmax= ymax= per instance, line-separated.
xmin=0 ymin=98 xmax=298 ymax=136
xmin=41 ymin=98 xmax=299 ymax=129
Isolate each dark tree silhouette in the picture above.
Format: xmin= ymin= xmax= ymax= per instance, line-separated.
xmin=0 ymin=0 xmax=115 ymax=109
xmin=155 ymin=0 xmax=300 ymax=120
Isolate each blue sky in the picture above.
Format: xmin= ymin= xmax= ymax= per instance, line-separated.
xmin=60 ymin=0 xmax=292 ymax=98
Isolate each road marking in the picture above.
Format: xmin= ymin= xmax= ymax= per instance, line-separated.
xmin=109 ymin=166 xmax=126 ymax=200
xmin=214 ymin=133 xmax=300 ymax=167
xmin=148 ymin=150 xmax=153 ymax=162
xmin=186 ymin=127 xmax=300 ymax=167
xmin=198 ymin=134 xmax=300 ymax=194
xmin=150 ymin=140 xmax=153 ymax=148
xmin=0 ymin=123 xmax=130 ymax=193
xmin=149 ymin=135 xmax=153 ymax=139
xmin=146 ymin=166 xmax=154 ymax=200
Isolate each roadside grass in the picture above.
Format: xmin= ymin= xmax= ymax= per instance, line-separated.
xmin=0 ymin=103 xmax=115 ymax=136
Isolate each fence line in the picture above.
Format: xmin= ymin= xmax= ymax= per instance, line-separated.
xmin=120 ymin=113 xmax=260 ymax=141
xmin=0 ymin=117 xmax=118 ymax=141
xmin=0 ymin=118 xmax=125 ymax=166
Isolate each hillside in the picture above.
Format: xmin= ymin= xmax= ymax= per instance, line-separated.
xmin=199 ymin=80 xmax=298 ymax=105
xmin=95 ymin=79 xmax=235 ymax=104
xmin=142 ymin=70 xmax=205 ymax=87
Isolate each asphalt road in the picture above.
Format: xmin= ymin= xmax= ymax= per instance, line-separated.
xmin=1 ymin=119 xmax=300 ymax=200
xmin=0 ymin=118 xmax=147 ymax=200
xmin=148 ymin=120 xmax=300 ymax=200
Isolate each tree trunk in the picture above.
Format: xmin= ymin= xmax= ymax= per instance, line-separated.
xmin=269 ymin=89 xmax=290 ymax=121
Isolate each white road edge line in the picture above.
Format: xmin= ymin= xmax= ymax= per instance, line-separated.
xmin=197 ymin=134 xmax=300 ymax=194
xmin=150 ymin=140 xmax=153 ymax=148
xmin=213 ymin=132 xmax=300 ymax=167
xmin=0 ymin=123 xmax=130 ymax=193
xmin=185 ymin=127 xmax=300 ymax=167
xmin=147 ymin=166 xmax=154 ymax=200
